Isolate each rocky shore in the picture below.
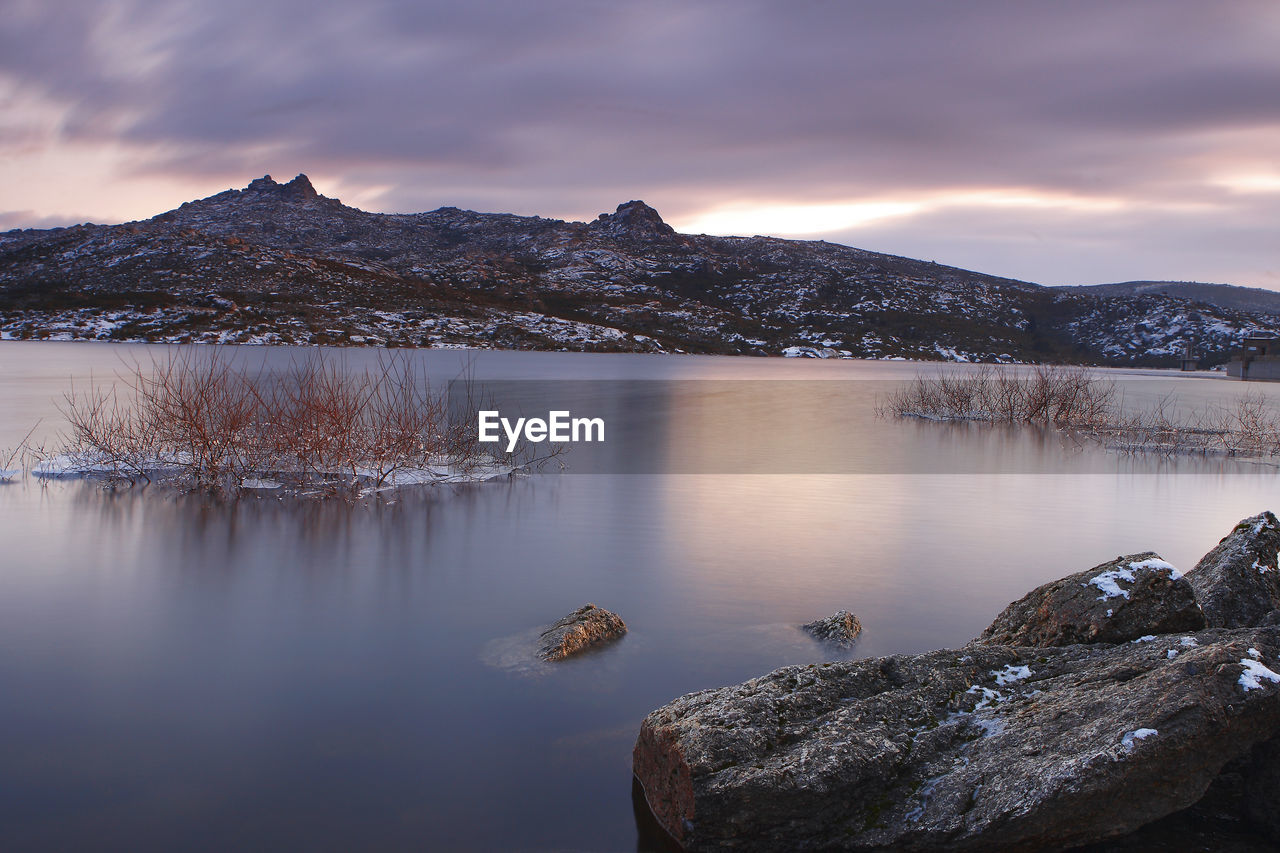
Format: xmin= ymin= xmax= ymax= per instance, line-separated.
xmin=634 ymin=512 xmax=1280 ymax=851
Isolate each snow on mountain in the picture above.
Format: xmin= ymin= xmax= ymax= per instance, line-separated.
xmin=2 ymin=174 xmax=1274 ymax=363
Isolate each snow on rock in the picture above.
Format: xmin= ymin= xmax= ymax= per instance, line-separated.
xmin=1186 ymin=511 xmax=1280 ymax=628
xmin=633 ymin=627 xmax=1280 ymax=852
xmin=1090 ymin=567 xmax=1137 ymax=600
xmin=1239 ymin=658 xmax=1280 ymax=692
xmin=966 ymin=685 xmax=1005 ymax=710
xmin=1128 ymin=557 xmax=1183 ymax=580
xmin=977 ymin=551 xmax=1203 ymax=647
xmin=992 ymin=664 xmax=1032 ymax=685
xmin=1121 ymin=728 xmax=1159 ymax=753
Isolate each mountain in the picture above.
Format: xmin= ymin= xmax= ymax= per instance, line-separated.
xmin=1068 ymin=281 xmax=1280 ymax=317
xmin=1 ymin=174 xmax=1275 ymax=365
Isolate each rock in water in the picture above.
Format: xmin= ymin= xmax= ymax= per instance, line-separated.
xmin=976 ymin=551 xmax=1204 ymax=647
xmin=801 ymin=610 xmax=862 ymax=647
xmin=633 ymin=627 xmax=1280 ymax=852
xmin=537 ymin=604 xmax=627 ymax=661
xmin=1186 ymin=512 xmax=1280 ymax=628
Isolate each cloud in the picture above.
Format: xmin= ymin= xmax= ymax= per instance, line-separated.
xmin=1 ymin=0 xmax=1278 ymax=286
xmin=0 ymin=210 xmax=94 ymax=230
xmin=817 ymin=191 xmax=1280 ymax=287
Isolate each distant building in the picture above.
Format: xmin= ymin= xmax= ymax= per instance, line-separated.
xmin=1178 ymin=342 xmax=1199 ymax=372
xmin=1228 ymin=336 xmax=1280 ymax=381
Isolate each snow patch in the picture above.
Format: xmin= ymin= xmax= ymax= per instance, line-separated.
xmin=1128 ymin=557 xmax=1182 ymax=580
xmin=241 ymin=478 xmax=282 ymax=490
xmin=1121 ymin=728 xmax=1158 ymax=753
xmin=1087 ymin=567 xmax=1136 ymax=600
xmin=1239 ymin=659 xmax=1280 ymax=692
xmin=966 ymin=685 xmax=1003 ymax=711
xmin=781 ymin=345 xmax=848 ymax=359
xmin=971 ymin=717 xmax=1005 ymax=737
xmin=992 ymin=664 xmax=1032 ymax=686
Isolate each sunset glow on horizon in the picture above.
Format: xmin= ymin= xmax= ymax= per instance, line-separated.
xmin=1 ymin=1 xmax=1278 ymax=288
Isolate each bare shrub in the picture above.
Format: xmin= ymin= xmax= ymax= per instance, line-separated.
xmin=882 ymin=365 xmax=1280 ymax=459
xmin=55 ymin=349 xmax=513 ymax=496
xmin=882 ymin=365 xmax=1116 ymax=429
xmin=1 ymin=422 xmax=40 ymax=481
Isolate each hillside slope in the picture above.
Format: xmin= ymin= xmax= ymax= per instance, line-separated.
xmin=1072 ymin=281 xmax=1280 ymax=318
xmin=1 ymin=174 xmax=1274 ymax=364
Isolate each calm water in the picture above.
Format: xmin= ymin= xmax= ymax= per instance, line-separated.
xmin=2 ymin=342 xmax=1279 ymax=851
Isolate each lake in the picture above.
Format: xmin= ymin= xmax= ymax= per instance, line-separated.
xmin=2 ymin=342 xmax=1279 ymax=851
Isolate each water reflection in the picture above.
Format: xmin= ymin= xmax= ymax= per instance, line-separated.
xmin=5 ymin=345 xmax=1280 ymax=851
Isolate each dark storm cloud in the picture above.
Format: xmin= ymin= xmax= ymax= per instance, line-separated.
xmin=2 ymin=0 xmax=1278 ymax=284
xmin=3 ymin=2 xmax=1274 ymax=177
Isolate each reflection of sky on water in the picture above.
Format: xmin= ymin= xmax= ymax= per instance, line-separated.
xmin=3 ymin=342 xmax=1280 ymax=850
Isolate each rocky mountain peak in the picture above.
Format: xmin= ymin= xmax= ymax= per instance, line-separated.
xmin=3 ymin=176 xmax=1273 ymax=363
xmin=282 ymin=173 xmax=318 ymax=198
xmin=245 ymin=173 xmax=319 ymax=200
xmin=591 ymin=200 xmax=675 ymax=238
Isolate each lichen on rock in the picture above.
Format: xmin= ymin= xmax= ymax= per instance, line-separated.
xmin=1186 ymin=511 xmax=1280 ymax=628
xmin=633 ymin=510 xmax=1280 ymax=851
xmin=977 ymin=551 xmax=1204 ymax=647
xmin=537 ymin=603 xmax=627 ymax=661
xmin=801 ymin=610 xmax=862 ymax=648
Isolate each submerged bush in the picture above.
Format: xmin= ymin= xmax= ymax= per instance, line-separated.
xmin=882 ymin=365 xmax=1117 ymax=428
xmin=52 ymin=349 xmax=513 ymax=496
xmin=882 ymin=364 xmax=1280 ymax=458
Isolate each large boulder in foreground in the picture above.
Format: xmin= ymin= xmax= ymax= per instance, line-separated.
xmin=633 ymin=627 xmax=1280 ymax=852
xmin=537 ymin=604 xmax=627 ymax=661
xmin=1186 ymin=512 xmax=1280 ymax=628
xmin=1191 ymin=736 xmax=1280 ymax=846
xmin=976 ymin=551 xmax=1203 ymax=647
xmin=1238 ymin=738 xmax=1280 ymax=842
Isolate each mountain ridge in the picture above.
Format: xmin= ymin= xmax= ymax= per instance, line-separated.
xmin=1 ymin=174 xmax=1274 ymax=364
xmin=1067 ymin=280 xmax=1280 ymax=318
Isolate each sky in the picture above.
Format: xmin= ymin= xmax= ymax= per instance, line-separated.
xmin=1 ymin=0 xmax=1278 ymax=288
